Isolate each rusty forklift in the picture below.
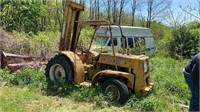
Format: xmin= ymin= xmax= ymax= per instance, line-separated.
xmin=45 ymin=1 xmax=153 ymax=104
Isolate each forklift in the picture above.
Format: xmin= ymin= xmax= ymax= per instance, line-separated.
xmin=45 ymin=1 xmax=153 ymax=104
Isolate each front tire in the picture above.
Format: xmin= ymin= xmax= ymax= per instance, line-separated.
xmin=101 ymin=78 xmax=129 ymax=104
xmin=45 ymin=55 xmax=74 ymax=83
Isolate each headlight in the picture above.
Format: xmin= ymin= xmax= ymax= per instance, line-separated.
xmin=144 ymin=60 xmax=148 ymax=73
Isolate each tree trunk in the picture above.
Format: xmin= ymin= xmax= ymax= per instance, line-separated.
xmin=107 ymin=0 xmax=111 ymax=21
xmin=147 ymin=0 xmax=152 ymax=28
xmin=97 ymin=0 xmax=99 ymax=20
xmin=95 ymin=0 xmax=97 ymax=20
xmin=94 ymin=0 xmax=100 ymax=20
xmin=56 ymin=0 xmax=62 ymax=32
xmin=42 ymin=0 xmax=46 ymax=31
xmin=131 ymin=0 xmax=136 ymax=26
xmin=113 ymin=0 xmax=117 ymax=23
xmin=119 ymin=0 xmax=125 ymax=25
xmin=90 ymin=0 xmax=92 ymax=20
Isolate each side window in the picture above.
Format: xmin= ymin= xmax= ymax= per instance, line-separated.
xmin=108 ymin=38 xmax=117 ymax=46
xmin=127 ymin=38 xmax=134 ymax=48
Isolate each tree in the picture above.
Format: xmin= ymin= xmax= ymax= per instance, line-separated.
xmin=131 ymin=0 xmax=143 ymax=26
xmin=118 ymin=0 xmax=128 ymax=25
xmin=146 ymin=0 xmax=171 ymax=28
xmin=0 ymin=0 xmax=47 ymax=34
xmin=79 ymin=0 xmax=86 ymax=5
xmin=103 ymin=0 xmax=112 ymax=21
xmin=94 ymin=0 xmax=100 ymax=20
xmin=131 ymin=0 xmax=136 ymax=26
xmin=169 ymin=21 xmax=200 ymax=59
xmin=56 ymin=0 xmax=62 ymax=32
xmin=163 ymin=9 xmax=186 ymax=27
xmin=112 ymin=0 xmax=119 ymax=23
xmin=42 ymin=0 xmax=46 ymax=31
xmin=90 ymin=0 xmax=94 ymax=20
xmin=179 ymin=3 xmax=200 ymax=20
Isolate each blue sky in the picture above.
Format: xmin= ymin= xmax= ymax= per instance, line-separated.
xmin=172 ymin=0 xmax=199 ymax=15
xmin=172 ymin=0 xmax=199 ymax=11
xmin=170 ymin=0 xmax=199 ymax=24
xmin=84 ymin=0 xmax=199 ymax=24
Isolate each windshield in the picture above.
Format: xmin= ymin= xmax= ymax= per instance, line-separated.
xmin=93 ymin=37 xmax=109 ymax=46
xmin=91 ymin=37 xmax=109 ymax=52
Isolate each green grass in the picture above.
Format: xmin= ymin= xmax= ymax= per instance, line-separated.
xmin=0 ymin=55 xmax=190 ymax=112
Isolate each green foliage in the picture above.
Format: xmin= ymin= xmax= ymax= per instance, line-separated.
xmin=131 ymin=39 xmax=146 ymax=55
xmin=0 ymin=68 xmax=13 ymax=82
xmin=0 ymin=69 xmax=46 ymax=89
xmin=70 ymin=85 xmax=107 ymax=105
xmin=0 ymin=0 xmax=47 ymax=34
xmin=150 ymin=22 xmax=172 ymax=56
xmin=148 ymin=56 xmax=189 ymax=111
xmin=79 ymin=27 xmax=94 ymax=47
xmin=151 ymin=22 xmax=165 ymax=42
xmin=46 ymin=82 xmax=113 ymax=107
xmin=169 ymin=22 xmax=200 ymax=58
xmin=188 ymin=21 xmax=200 ymax=29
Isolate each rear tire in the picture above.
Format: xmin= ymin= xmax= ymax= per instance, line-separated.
xmin=45 ymin=55 xmax=74 ymax=83
xmin=101 ymin=78 xmax=129 ymax=104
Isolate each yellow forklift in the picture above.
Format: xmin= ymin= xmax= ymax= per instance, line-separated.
xmin=45 ymin=1 xmax=153 ymax=104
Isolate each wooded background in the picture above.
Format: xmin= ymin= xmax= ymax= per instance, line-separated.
xmin=0 ymin=0 xmax=200 ymax=58
xmin=1 ymin=0 xmax=199 ymax=32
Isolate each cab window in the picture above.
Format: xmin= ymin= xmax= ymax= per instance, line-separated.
xmin=108 ymin=38 xmax=117 ymax=46
xmin=127 ymin=38 xmax=134 ymax=48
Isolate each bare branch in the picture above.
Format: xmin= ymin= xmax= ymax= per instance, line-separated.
xmin=180 ymin=5 xmax=200 ymax=20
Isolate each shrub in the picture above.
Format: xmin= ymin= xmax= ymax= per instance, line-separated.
xmin=0 ymin=69 xmax=46 ymax=89
xmin=169 ymin=24 xmax=199 ymax=59
xmin=0 ymin=0 xmax=47 ymax=34
xmin=0 ymin=68 xmax=13 ymax=83
xmin=150 ymin=22 xmax=172 ymax=56
xmin=131 ymin=39 xmax=146 ymax=55
xmin=78 ymin=27 xmax=94 ymax=47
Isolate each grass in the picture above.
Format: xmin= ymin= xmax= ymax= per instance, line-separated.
xmin=0 ymin=55 xmax=190 ymax=112
xmin=0 ymin=84 xmax=128 ymax=112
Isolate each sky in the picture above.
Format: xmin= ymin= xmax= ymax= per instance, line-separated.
xmin=171 ymin=0 xmax=199 ymax=17
xmin=172 ymin=0 xmax=199 ymax=11
xmin=166 ymin=0 xmax=200 ymax=25
xmin=84 ymin=0 xmax=200 ymax=25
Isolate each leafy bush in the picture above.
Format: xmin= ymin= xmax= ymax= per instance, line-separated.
xmin=0 ymin=68 xmax=14 ymax=83
xmin=78 ymin=27 xmax=94 ymax=47
xmin=169 ymin=22 xmax=200 ymax=59
xmin=131 ymin=39 xmax=146 ymax=55
xmin=150 ymin=22 xmax=172 ymax=56
xmin=0 ymin=69 xmax=46 ymax=89
xmin=0 ymin=0 xmax=47 ymax=34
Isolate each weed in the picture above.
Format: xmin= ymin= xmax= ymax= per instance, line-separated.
xmin=0 ymin=68 xmax=46 ymax=90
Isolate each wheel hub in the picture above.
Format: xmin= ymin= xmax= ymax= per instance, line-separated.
xmin=49 ymin=64 xmax=66 ymax=83
xmin=105 ymin=85 xmax=120 ymax=100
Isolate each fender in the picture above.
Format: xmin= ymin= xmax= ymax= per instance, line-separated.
xmin=58 ymin=51 xmax=85 ymax=83
xmin=91 ymin=70 xmax=135 ymax=89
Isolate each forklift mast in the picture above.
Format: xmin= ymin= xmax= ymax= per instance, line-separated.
xmin=59 ymin=1 xmax=84 ymax=51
